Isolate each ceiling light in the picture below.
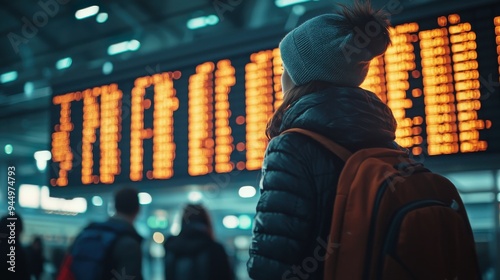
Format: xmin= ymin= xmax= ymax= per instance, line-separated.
xmin=4 ymin=144 xmax=13 ymax=155
xmin=153 ymin=232 xmax=165 ymax=244
xmin=102 ymin=61 xmax=113 ymax=75
xmin=188 ymin=191 xmax=203 ymax=202
xmin=205 ymin=15 xmax=219 ymax=25
xmin=19 ymin=184 xmax=41 ymax=209
xmin=187 ymin=15 xmax=219 ymax=30
xmin=139 ymin=192 xmax=152 ymax=205
xmin=34 ymin=150 xmax=51 ymax=171
xmin=34 ymin=150 xmax=51 ymax=161
xmin=56 ymin=57 xmax=72 ymax=70
xmin=127 ymin=40 xmax=140 ymax=51
xmin=75 ymin=6 xmax=99 ymax=20
xmin=238 ymin=215 xmax=252 ymax=229
xmin=96 ymin=12 xmax=108 ymax=23
xmin=1 ymin=71 xmax=18 ymax=84
xmin=222 ymin=215 xmax=239 ymax=229
xmin=92 ymin=196 xmax=103 ymax=206
xmin=24 ymin=81 xmax=34 ymax=96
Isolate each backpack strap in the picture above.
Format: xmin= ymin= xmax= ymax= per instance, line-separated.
xmin=281 ymin=128 xmax=352 ymax=162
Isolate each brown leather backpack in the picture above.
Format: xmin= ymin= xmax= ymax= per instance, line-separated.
xmin=283 ymin=128 xmax=481 ymax=280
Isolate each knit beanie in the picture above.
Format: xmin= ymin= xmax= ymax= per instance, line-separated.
xmin=279 ymin=2 xmax=391 ymax=87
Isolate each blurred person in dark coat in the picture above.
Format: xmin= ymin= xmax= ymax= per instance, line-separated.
xmin=164 ymin=204 xmax=234 ymax=280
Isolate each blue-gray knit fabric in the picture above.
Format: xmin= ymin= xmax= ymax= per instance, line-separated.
xmin=279 ymin=14 xmax=374 ymax=87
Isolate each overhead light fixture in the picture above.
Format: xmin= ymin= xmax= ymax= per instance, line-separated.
xmin=275 ymin=0 xmax=315 ymax=8
xmin=222 ymin=215 xmax=239 ymax=229
xmin=102 ymin=61 xmax=113 ymax=75
xmin=234 ymin=236 xmax=251 ymax=249
xmin=19 ymin=184 xmax=41 ymax=209
xmin=187 ymin=15 xmax=220 ymax=30
xmin=92 ymin=196 xmax=103 ymax=206
xmin=56 ymin=57 xmax=72 ymax=70
xmin=238 ymin=215 xmax=252 ymax=229
xmin=75 ymin=5 xmax=100 ymax=20
xmin=188 ymin=191 xmax=203 ymax=202
xmin=153 ymin=232 xmax=165 ymax=244
xmin=127 ymin=39 xmax=140 ymax=51
xmin=96 ymin=12 xmax=108 ymax=23
xmin=107 ymin=40 xmax=141 ymax=55
xmin=40 ymin=186 xmax=87 ymax=214
xmin=34 ymin=150 xmax=51 ymax=161
xmin=1 ymin=71 xmax=18 ymax=84
xmin=34 ymin=150 xmax=52 ymax=171
xmin=24 ymin=81 xmax=34 ymax=96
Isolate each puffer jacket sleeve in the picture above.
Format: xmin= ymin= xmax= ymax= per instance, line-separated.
xmin=247 ymin=133 xmax=316 ymax=279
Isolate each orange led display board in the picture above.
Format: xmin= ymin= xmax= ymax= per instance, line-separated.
xmin=51 ymin=9 xmax=500 ymax=186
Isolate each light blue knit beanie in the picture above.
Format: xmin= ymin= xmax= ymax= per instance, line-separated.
xmin=279 ymin=3 xmax=391 ymax=87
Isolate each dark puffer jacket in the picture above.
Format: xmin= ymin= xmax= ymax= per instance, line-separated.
xmin=247 ymin=86 xmax=397 ymax=279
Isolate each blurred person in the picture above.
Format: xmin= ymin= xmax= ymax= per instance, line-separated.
xmin=164 ymin=204 xmax=234 ymax=280
xmin=57 ymin=187 xmax=143 ymax=280
xmin=27 ymin=236 xmax=45 ymax=280
xmin=0 ymin=214 xmax=30 ymax=280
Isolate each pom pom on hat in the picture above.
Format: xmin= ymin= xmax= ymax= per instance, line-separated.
xmin=279 ymin=1 xmax=391 ymax=87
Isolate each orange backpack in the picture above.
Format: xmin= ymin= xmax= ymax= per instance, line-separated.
xmin=283 ymin=128 xmax=481 ymax=280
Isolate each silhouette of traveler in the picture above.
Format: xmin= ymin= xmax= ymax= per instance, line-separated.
xmin=247 ymin=1 xmax=480 ymax=279
xmin=58 ymin=187 xmax=143 ymax=280
xmin=0 ymin=214 xmax=30 ymax=280
xmin=164 ymin=204 xmax=234 ymax=280
xmin=27 ymin=236 xmax=45 ymax=280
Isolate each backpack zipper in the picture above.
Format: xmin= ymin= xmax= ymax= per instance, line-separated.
xmin=376 ymin=199 xmax=448 ymax=280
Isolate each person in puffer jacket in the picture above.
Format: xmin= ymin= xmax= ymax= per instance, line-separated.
xmin=247 ymin=1 xmax=396 ymax=279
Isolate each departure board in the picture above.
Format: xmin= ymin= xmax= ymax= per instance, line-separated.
xmin=50 ymin=7 xmax=500 ymax=187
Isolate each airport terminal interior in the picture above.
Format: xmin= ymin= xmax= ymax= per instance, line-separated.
xmin=0 ymin=0 xmax=499 ymax=279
